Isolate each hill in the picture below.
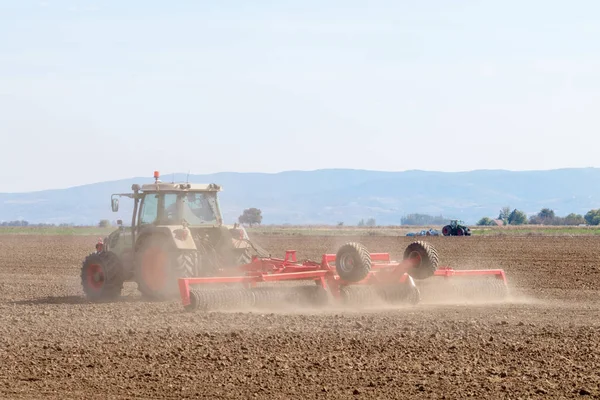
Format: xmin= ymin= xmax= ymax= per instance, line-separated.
xmin=1 ymin=168 xmax=599 ymax=225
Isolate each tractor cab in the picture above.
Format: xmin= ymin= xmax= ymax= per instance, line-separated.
xmin=449 ymin=220 xmax=465 ymax=229
xmin=107 ymin=172 xmax=226 ymax=245
xmin=135 ymin=184 xmax=222 ymax=228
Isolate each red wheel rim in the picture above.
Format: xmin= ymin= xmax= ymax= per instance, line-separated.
xmin=141 ymin=246 xmax=168 ymax=291
xmin=86 ymin=263 xmax=104 ymax=291
xmin=457 ymin=229 xmax=464 ymax=236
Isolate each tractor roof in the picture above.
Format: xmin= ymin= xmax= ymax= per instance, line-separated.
xmin=139 ymin=182 xmax=222 ymax=192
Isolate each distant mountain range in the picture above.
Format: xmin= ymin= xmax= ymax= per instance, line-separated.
xmin=1 ymin=168 xmax=600 ymax=226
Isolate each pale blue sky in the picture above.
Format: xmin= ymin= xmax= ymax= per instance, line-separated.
xmin=1 ymin=0 xmax=599 ymax=192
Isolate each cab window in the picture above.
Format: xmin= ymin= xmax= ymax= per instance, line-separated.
xmin=140 ymin=194 xmax=158 ymax=225
xmin=182 ymin=193 xmax=218 ymax=225
xmin=162 ymin=193 xmax=179 ymax=223
xmin=140 ymin=193 xmax=179 ymax=225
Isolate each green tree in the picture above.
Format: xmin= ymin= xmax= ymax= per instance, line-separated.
xmin=365 ymin=218 xmax=377 ymax=227
xmin=584 ymin=209 xmax=600 ymax=226
xmin=528 ymin=215 xmax=541 ymax=224
xmin=538 ymin=208 xmax=555 ymax=223
xmin=498 ymin=207 xmax=511 ymax=224
xmin=357 ymin=219 xmax=365 ymax=227
xmin=508 ymin=209 xmax=527 ymax=225
xmin=238 ymin=208 xmax=263 ymax=227
xmin=476 ymin=217 xmax=494 ymax=226
xmin=98 ymin=219 xmax=111 ymax=228
xmin=564 ymin=213 xmax=585 ymax=225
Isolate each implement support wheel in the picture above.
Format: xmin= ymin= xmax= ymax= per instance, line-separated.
xmin=403 ymin=241 xmax=439 ymax=280
xmin=335 ymin=242 xmax=372 ymax=282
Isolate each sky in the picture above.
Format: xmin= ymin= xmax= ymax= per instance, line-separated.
xmin=1 ymin=0 xmax=599 ymax=192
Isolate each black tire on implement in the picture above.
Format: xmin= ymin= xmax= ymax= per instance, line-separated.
xmin=335 ymin=242 xmax=372 ymax=282
xmin=134 ymin=236 xmax=197 ymax=300
xmin=403 ymin=241 xmax=439 ymax=280
xmin=81 ymin=251 xmax=124 ymax=301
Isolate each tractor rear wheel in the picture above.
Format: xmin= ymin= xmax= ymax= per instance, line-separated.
xmin=134 ymin=236 xmax=197 ymax=300
xmin=442 ymin=225 xmax=452 ymax=236
xmin=80 ymin=251 xmax=124 ymax=301
xmin=232 ymin=247 xmax=253 ymax=265
xmin=335 ymin=242 xmax=371 ymax=282
xmin=403 ymin=241 xmax=439 ymax=280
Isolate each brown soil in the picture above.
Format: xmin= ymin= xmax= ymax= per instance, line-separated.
xmin=1 ymin=234 xmax=600 ymax=399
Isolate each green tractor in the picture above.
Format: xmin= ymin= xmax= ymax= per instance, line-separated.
xmin=441 ymin=220 xmax=472 ymax=236
xmin=80 ymin=171 xmax=255 ymax=302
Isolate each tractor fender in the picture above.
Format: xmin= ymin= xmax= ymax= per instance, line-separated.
xmin=135 ymin=226 xmax=197 ymax=251
xmin=224 ymin=224 xmax=250 ymax=240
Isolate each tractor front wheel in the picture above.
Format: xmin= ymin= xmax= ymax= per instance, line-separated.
xmin=134 ymin=236 xmax=197 ymax=300
xmin=80 ymin=251 xmax=124 ymax=302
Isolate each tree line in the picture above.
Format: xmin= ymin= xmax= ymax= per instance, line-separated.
xmin=477 ymin=207 xmax=600 ymax=226
xmin=400 ymin=213 xmax=448 ymax=226
xmin=7 ymin=205 xmax=600 ymax=228
xmin=0 ymin=220 xmax=74 ymax=227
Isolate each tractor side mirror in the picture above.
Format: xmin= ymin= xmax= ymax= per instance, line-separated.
xmin=111 ymin=198 xmax=119 ymax=212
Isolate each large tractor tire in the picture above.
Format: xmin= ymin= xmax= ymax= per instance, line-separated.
xmin=80 ymin=251 xmax=124 ymax=302
xmin=403 ymin=241 xmax=439 ymax=280
xmin=134 ymin=235 xmax=198 ymax=300
xmin=236 ymin=248 xmax=253 ymax=265
xmin=442 ymin=225 xmax=452 ymax=236
xmin=335 ymin=242 xmax=372 ymax=283
xmin=456 ymin=228 xmax=465 ymax=236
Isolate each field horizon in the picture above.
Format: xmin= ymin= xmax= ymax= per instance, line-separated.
xmin=3 ymin=167 xmax=600 ymax=226
xmin=1 ymin=223 xmax=600 ymax=237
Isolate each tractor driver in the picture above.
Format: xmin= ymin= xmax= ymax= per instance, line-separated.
xmin=155 ymin=193 xmax=180 ymax=225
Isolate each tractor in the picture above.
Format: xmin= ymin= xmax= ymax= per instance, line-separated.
xmin=442 ymin=220 xmax=472 ymax=236
xmin=80 ymin=171 xmax=254 ymax=301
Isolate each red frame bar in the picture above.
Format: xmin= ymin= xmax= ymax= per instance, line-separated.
xmin=178 ymin=249 xmax=508 ymax=307
xmin=178 ymin=270 xmax=332 ymax=306
xmin=434 ymin=267 xmax=507 ymax=282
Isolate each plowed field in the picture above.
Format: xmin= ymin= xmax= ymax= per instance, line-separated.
xmin=1 ymin=234 xmax=600 ymax=399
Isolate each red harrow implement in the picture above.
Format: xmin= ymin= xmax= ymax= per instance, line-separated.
xmin=179 ymin=241 xmax=509 ymax=312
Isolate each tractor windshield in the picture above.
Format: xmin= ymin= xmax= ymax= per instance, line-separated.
xmin=181 ymin=192 xmax=219 ymax=225
xmin=138 ymin=191 xmax=220 ymax=226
